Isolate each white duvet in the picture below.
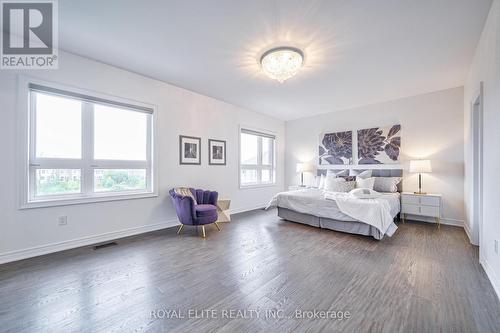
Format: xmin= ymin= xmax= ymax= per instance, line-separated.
xmin=266 ymin=188 xmax=399 ymax=237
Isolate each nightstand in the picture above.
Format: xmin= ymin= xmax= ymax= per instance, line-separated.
xmin=401 ymin=192 xmax=442 ymax=228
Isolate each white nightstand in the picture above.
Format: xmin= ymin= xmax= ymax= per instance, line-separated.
xmin=401 ymin=192 xmax=442 ymax=228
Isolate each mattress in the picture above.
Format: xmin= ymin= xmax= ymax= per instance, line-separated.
xmin=275 ymin=188 xmax=400 ymax=222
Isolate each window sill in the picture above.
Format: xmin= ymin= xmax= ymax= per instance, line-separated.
xmin=20 ymin=191 xmax=158 ymax=209
xmin=239 ymin=183 xmax=276 ymax=190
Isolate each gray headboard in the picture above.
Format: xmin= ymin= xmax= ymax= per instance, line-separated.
xmin=317 ymin=169 xmax=403 ymax=192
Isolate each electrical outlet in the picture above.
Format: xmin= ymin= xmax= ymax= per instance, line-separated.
xmin=495 ymin=240 xmax=499 ymax=255
xmin=58 ymin=216 xmax=67 ymax=226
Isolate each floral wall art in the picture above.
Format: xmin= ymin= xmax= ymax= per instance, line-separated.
xmin=357 ymin=125 xmax=401 ymax=164
xmin=319 ymin=131 xmax=353 ymax=165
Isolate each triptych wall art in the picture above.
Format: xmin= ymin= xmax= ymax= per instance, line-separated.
xmin=179 ymin=135 xmax=226 ymax=165
xmin=319 ymin=131 xmax=353 ymax=165
xmin=319 ymin=124 xmax=401 ymax=165
xmin=357 ymin=125 xmax=401 ymax=164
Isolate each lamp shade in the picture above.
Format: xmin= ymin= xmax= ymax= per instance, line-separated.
xmin=409 ymin=160 xmax=432 ymax=173
xmin=296 ymin=162 xmax=313 ymax=173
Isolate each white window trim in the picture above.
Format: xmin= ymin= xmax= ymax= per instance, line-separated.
xmin=239 ymin=125 xmax=277 ymax=189
xmin=17 ymin=76 xmax=159 ymax=209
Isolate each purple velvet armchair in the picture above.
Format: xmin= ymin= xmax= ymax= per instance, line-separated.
xmin=169 ymin=188 xmax=221 ymax=237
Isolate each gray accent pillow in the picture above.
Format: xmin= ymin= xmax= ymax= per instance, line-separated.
xmin=373 ymin=177 xmax=402 ymax=193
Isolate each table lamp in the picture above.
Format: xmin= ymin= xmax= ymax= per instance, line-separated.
xmin=296 ymin=163 xmax=313 ymax=187
xmin=409 ymin=160 xmax=432 ymax=194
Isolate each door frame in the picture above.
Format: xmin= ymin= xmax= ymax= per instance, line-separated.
xmin=471 ymin=82 xmax=484 ymax=261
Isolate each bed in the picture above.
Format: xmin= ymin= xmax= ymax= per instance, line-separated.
xmin=268 ymin=169 xmax=402 ymax=240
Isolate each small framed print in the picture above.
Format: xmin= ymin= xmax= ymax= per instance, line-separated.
xmin=179 ymin=135 xmax=201 ymax=165
xmin=208 ymin=139 xmax=226 ymax=165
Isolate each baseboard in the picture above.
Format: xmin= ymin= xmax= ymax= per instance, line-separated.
xmin=463 ymin=222 xmax=479 ymax=245
xmin=229 ymin=204 xmax=266 ymax=215
xmin=464 ymin=221 xmax=471 ymax=239
xmin=481 ymin=258 xmax=500 ymax=301
xmin=0 ymin=205 xmax=269 ymax=265
xmin=440 ymin=218 xmax=464 ymax=227
xmin=405 ymin=215 xmax=464 ymax=227
xmin=0 ymin=219 xmax=179 ymax=265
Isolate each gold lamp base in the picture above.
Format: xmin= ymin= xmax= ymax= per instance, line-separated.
xmin=414 ymin=173 xmax=427 ymax=195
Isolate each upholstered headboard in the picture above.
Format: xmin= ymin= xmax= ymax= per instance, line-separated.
xmin=317 ymin=169 xmax=403 ymax=192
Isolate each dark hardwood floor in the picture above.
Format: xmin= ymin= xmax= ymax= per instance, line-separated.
xmin=1 ymin=209 xmax=499 ymax=332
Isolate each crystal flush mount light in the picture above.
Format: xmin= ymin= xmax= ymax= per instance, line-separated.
xmin=260 ymin=47 xmax=304 ymax=83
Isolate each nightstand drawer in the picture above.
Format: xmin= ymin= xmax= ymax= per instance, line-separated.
xmin=401 ymin=195 xmax=421 ymax=205
xmin=420 ymin=205 xmax=440 ymax=217
xmin=401 ymin=204 xmax=420 ymax=215
xmin=420 ymin=196 xmax=440 ymax=207
xmin=401 ymin=195 xmax=440 ymax=207
xmin=402 ymin=204 xmax=440 ymax=217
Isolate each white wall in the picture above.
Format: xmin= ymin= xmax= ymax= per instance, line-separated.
xmin=285 ymin=87 xmax=465 ymax=226
xmin=0 ymin=51 xmax=285 ymax=263
xmin=464 ymin=0 xmax=500 ymax=298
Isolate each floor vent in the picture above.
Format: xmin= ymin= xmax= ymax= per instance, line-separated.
xmin=93 ymin=241 xmax=118 ymax=250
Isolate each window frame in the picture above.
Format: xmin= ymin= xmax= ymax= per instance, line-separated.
xmin=239 ymin=126 xmax=277 ymax=188
xmin=18 ymin=77 xmax=158 ymax=209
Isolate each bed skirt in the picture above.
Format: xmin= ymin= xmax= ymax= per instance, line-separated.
xmin=277 ymin=207 xmax=386 ymax=240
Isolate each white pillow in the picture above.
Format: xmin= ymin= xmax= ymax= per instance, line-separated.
xmin=324 ymin=175 xmax=346 ymax=191
xmin=356 ymin=177 xmax=375 ymax=190
xmin=317 ymin=174 xmax=326 ymax=189
xmin=325 ymin=180 xmax=355 ymax=193
xmin=350 ymin=188 xmax=381 ymax=199
xmin=373 ymin=177 xmax=402 ymax=193
xmin=326 ymin=169 xmax=348 ymax=177
xmin=349 ymin=169 xmax=373 ymax=179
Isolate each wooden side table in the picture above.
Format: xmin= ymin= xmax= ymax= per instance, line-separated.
xmin=216 ymin=199 xmax=231 ymax=222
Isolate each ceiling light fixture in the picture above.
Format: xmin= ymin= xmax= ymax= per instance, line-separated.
xmin=260 ymin=47 xmax=304 ymax=83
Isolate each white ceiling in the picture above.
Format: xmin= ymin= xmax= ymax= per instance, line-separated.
xmin=59 ymin=0 xmax=492 ymax=120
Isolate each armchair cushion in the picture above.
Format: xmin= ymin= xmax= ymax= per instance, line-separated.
xmin=195 ymin=204 xmax=218 ymax=217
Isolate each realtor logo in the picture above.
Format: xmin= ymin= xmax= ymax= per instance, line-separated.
xmin=1 ymin=0 xmax=58 ymax=69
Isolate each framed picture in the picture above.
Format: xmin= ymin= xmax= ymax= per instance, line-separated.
xmin=357 ymin=124 xmax=401 ymax=164
xmin=179 ymin=135 xmax=201 ymax=165
xmin=208 ymin=139 xmax=226 ymax=165
xmin=318 ymin=131 xmax=353 ymax=165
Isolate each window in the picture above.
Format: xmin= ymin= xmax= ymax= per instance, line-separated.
xmin=240 ymin=128 xmax=276 ymax=187
xmin=26 ymin=83 xmax=155 ymax=207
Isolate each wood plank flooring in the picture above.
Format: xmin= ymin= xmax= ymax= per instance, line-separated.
xmin=1 ymin=209 xmax=499 ymax=332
